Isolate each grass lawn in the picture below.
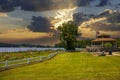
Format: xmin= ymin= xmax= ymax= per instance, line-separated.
xmin=0 ymin=50 xmax=55 ymax=62
xmin=0 ymin=52 xmax=120 ymax=80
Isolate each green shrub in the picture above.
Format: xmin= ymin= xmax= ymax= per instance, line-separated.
xmin=104 ymin=42 xmax=112 ymax=48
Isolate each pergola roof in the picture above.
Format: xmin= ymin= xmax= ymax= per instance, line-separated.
xmin=92 ymin=38 xmax=116 ymax=42
xmin=97 ymin=34 xmax=110 ymax=37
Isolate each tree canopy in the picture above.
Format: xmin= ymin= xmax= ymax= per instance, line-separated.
xmin=58 ymin=21 xmax=80 ymax=51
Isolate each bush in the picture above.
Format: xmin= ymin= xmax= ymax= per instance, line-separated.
xmin=104 ymin=42 xmax=112 ymax=48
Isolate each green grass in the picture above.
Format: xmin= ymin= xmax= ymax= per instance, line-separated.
xmin=0 ymin=52 xmax=120 ymax=80
xmin=0 ymin=50 xmax=55 ymax=62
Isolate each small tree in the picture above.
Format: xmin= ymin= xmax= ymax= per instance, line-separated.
xmin=58 ymin=21 xmax=79 ymax=51
xmin=104 ymin=42 xmax=112 ymax=48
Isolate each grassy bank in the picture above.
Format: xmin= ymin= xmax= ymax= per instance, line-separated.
xmin=0 ymin=50 xmax=55 ymax=62
xmin=0 ymin=52 xmax=120 ymax=80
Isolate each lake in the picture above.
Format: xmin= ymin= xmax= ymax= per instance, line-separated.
xmin=0 ymin=47 xmax=65 ymax=52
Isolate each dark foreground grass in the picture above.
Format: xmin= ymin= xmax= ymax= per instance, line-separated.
xmin=0 ymin=50 xmax=55 ymax=62
xmin=0 ymin=52 xmax=120 ymax=80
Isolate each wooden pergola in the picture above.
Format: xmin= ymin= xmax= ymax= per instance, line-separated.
xmin=91 ymin=34 xmax=117 ymax=50
xmin=86 ymin=33 xmax=120 ymax=52
xmin=91 ymin=34 xmax=117 ymax=48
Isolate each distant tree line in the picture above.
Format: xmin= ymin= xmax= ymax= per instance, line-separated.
xmin=55 ymin=40 xmax=91 ymax=48
xmin=0 ymin=39 xmax=120 ymax=48
xmin=55 ymin=39 xmax=120 ymax=48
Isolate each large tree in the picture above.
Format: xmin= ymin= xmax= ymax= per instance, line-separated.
xmin=58 ymin=21 xmax=79 ymax=51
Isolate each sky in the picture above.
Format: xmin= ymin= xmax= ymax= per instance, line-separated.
xmin=0 ymin=0 xmax=120 ymax=46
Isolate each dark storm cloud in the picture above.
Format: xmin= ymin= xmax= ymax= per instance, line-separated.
xmin=76 ymin=0 xmax=94 ymax=6
xmin=77 ymin=10 xmax=120 ymax=32
xmin=0 ymin=0 xmax=95 ymax=12
xmin=73 ymin=13 xmax=89 ymax=26
xmin=27 ymin=16 xmax=53 ymax=32
xmin=20 ymin=0 xmax=77 ymax=11
xmin=21 ymin=0 xmax=94 ymax=11
xmin=97 ymin=0 xmax=108 ymax=7
xmin=0 ymin=0 xmax=14 ymax=12
xmin=94 ymin=10 xmax=112 ymax=18
xmin=0 ymin=0 xmax=22 ymax=12
xmin=0 ymin=0 xmax=75 ymax=12
xmin=95 ymin=10 xmax=120 ymax=23
xmin=107 ymin=11 xmax=120 ymax=23
xmin=87 ymin=10 xmax=120 ymax=31
xmin=0 ymin=0 xmax=110 ymax=12
xmin=20 ymin=0 xmax=52 ymax=11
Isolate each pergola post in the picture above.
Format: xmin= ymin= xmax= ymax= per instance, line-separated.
xmin=102 ymin=41 xmax=104 ymax=48
xmin=115 ymin=41 xmax=117 ymax=48
xmin=91 ymin=42 xmax=93 ymax=47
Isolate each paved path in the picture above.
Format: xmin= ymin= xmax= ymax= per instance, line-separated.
xmin=112 ymin=52 xmax=120 ymax=56
xmin=105 ymin=52 xmax=120 ymax=56
xmin=93 ymin=52 xmax=120 ymax=56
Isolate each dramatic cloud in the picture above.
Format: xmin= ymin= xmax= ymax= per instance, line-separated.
xmin=0 ymin=0 xmax=120 ymax=12
xmin=76 ymin=0 xmax=94 ymax=6
xmin=0 ymin=0 xmax=14 ymax=12
xmin=0 ymin=13 xmax=8 ymax=17
xmin=0 ymin=0 xmax=75 ymax=12
xmin=77 ymin=10 xmax=120 ymax=35
xmin=0 ymin=0 xmax=120 ymax=45
xmin=97 ymin=0 xmax=108 ymax=7
xmin=27 ymin=16 xmax=53 ymax=32
xmin=107 ymin=11 xmax=120 ymax=23
xmin=20 ymin=0 xmax=95 ymax=11
xmin=0 ymin=0 xmax=95 ymax=12
xmin=89 ymin=22 xmax=120 ymax=31
xmin=73 ymin=13 xmax=89 ymax=26
xmin=21 ymin=0 xmax=95 ymax=11
xmin=21 ymin=0 xmax=52 ymax=11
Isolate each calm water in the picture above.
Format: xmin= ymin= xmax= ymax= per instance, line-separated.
xmin=0 ymin=47 xmax=65 ymax=52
